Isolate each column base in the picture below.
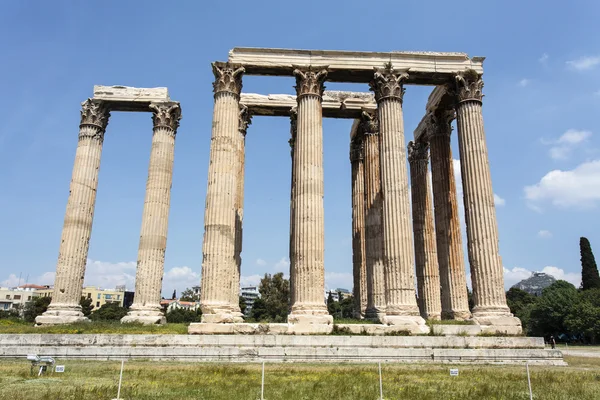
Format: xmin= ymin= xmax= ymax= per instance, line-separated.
xmin=365 ymin=307 xmax=386 ymax=323
xmin=35 ymin=305 xmax=88 ymax=326
xmin=382 ymin=315 xmax=429 ymax=334
xmin=472 ymin=307 xmax=522 ymax=335
xmin=441 ymin=310 xmax=472 ymax=321
xmin=201 ymin=302 xmax=244 ymax=323
xmin=121 ymin=309 xmax=166 ymax=325
xmin=423 ymin=313 xmax=441 ymax=321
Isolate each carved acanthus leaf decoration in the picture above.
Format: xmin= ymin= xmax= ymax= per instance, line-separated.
xmin=80 ymin=99 xmax=110 ymax=131
xmin=428 ymin=109 xmax=455 ymax=138
xmin=369 ymin=63 xmax=409 ymax=103
xmin=454 ymin=69 xmax=484 ymax=103
xmin=293 ymin=67 xmax=328 ymax=98
xmin=150 ymin=103 xmax=182 ymax=131
xmin=212 ymin=62 xmax=245 ymax=96
xmin=407 ymin=140 xmax=429 ymax=162
xmin=359 ymin=110 xmax=379 ymax=135
xmin=238 ymin=105 xmax=252 ymax=136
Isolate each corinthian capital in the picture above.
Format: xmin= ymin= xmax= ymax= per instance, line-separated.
xmin=369 ymin=63 xmax=409 ymax=103
xmin=238 ymin=105 xmax=252 ymax=136
xmin=350 ymin=136 xmax=364 ymax=162
xmin=454 ymin=69 xmax=484 ymax=103
xmin=407 ymin=140 xmax=429 ymax=163
xmin=426 ymin=109 xmax=455 ymax=139
xmin=212 ymin=62 xmax=245 ymax=97
xmin=150 ymin=102 xmax=182 ymax=132
xmin=293 ymin=67 xmax=328 ymax=98
xmin=359 ymin=110 xmax=379 ymax=135
xmin=80 ymin=99 xmax=110 ymax=130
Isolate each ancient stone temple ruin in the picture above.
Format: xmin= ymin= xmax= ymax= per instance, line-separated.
xmin=37 ymin=48 xmax=521 ymax=336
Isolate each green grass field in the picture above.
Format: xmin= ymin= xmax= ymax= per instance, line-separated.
xmin=0 ymin=356 xmax=598 ymax=400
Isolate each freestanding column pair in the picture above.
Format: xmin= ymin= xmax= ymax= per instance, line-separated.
xmin=370 ymin=65 xmax=426 ymax=331
xmin=122 ymin=102 xmax=182 ymax=324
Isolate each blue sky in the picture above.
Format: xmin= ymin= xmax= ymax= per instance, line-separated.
xmin=1 ymin=1 xmax=599 ymax=296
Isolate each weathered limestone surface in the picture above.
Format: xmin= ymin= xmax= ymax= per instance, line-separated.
xmin=36 ymin=99 xmax=110 ymax=325
xmin=408 ymin=141 xmax=442 ymax=321
xmin=453 ymin=72 xmax=520 ymax=330
xmin=229 ymin=48 xmax=485 ymax=84
xmin=241 ymin=91 xmax=376 ymax=118
xmin=288 ymin=67 xmax=332 ymax=326
xmin=361 ymin=112 xmax=386 ymax=321
xmin=122 ymin=103 xmax=181 ymax=325
xmin=350 ymin=134 xmax=367 ymax=318
xmin=288 ymin=109 xmax=297 ymax=309
xmin=370 ymin=66 xmax=426 ymax=331
xmin=93 ymin=85 xmax=170 ymax=112
xmin=1 ymin=334 xmax=564 ymax=365
xmin=200 ymin=63 xmax=245 ymax=323
xmin=428 ymin=110 xmax=471 ymax=321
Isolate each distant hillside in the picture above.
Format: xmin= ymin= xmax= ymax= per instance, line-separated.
xmin=512 ymin=272 xmax=557 ymax=296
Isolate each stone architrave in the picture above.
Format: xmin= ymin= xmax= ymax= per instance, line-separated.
xmin=361 ymin=111 xmax=386 ymax=321
xmin=288 ymin=67 xmax=333 ymax=326
xmin=453 ymin=70 xmax=520 ymax=331
xmin=408 ymin=140 xmax=442 ymax=321
xmin=427 ymin=110 xmax=471 ymax=321
xmin=122 ymin=102 xmax=181 ymax=325
xmin=350 ymin=132 xmax=367 ymax=319
xmin=231 ymin=105 xmax=252 ymax=312
xmin=36 ymin=99 xmax=110 ymax=325
xmin=200 ymin=63 xmax=246 ymax=323
xmin=369 ymin=64 xmax=426 ymax=331
xmin=288 ymin=108 xmax=297 ymax=310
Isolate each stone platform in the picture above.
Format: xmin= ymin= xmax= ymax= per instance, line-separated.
xmin=0 ymin=334 xmax=564 ymax=365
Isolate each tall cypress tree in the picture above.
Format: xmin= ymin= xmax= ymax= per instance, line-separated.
xmin=580 ymin=237 xmax=600 ymax=290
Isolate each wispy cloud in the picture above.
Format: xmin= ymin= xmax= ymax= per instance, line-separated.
xmin=567 ymin=55 xmax=600 ymax=71
xmin=518 ymin=79 xmax=530 ymax=87
xmin=539 ymin=53 xmax=549 ymax=65
xmin=542 ymin=129 xmax=592 ymax=160
xmin=537 ymin=230 xmax=552 ymax=239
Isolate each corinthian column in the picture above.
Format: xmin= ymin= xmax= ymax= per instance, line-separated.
xmin=122 ymin=102 xmax=181 ymax=325
xmin=200 ymin=62 xmax=245 ymax=323
xmin=36 ymin=99 xmax=110 ymax=325
xmin=428 ymin=110 xmax=471 ymax=321
xmin=288 ymin=67 xmax=332 ymax=326
xmin=232 ymin=105 xmax=251 ymax=313
xmin=408 ymin=141 xmax=442 ymax=321
xmin=362 ymin=111 xmax=386 ymax=321
xmin=289 ymin=108 xmax=297 ymax=309
xmin=369 ymin=65 xmax=426 ymax=331
xmin=350 ymin=132 xmax=367 ymax=319
xmin=454 ymin=70 xmax=520 ymax=330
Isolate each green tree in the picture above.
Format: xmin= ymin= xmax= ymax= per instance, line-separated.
xmin=580 ymin=237 xmax=600 ymax=290
xmin=239 ymin=295 xmax=247 ymax=315
xmin=166 ymin=307 xmax=202 ymax=323
xmin=338 ymin=295 xmax=355 ymax=319
xmin=0 ymin=309 xmax=20 ymax=320
xmin=565 ymin=288 xmax=600 ymax=344
xmin=23 ymin=296 xmax=51 ymax=322
xmin=528 ymin=280 xmax=579 ymax=337
xmin=80 ymin=296 xmax=94 ymax=317
xmin=506 ymin=287 xmax=536 ymax=331
xmin=250 ymin=272 xmax=290 ymax=322
xmin=180 ymin=288 xmax=198 ymax=302
xmin=90 ymin=302 xmax=129 ymax=321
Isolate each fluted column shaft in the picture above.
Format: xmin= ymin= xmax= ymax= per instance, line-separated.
xmin=370 ymin=66 xmax=423 ymax=325
xmin=454 ymin=73 xmax=512 ymax=319
xmin=123 ymin=103 xmax=181 ymax=325
xmin=288 ymin=67 xmax=332 ymax=324
xmin=408 ymin=141 xmax=442 ymax=320
xmin=362 ymin=113 xmax=386 ymax=321
xmin=37 ymin=99 xmax=110 ymax=325
xmin=201 ymin=63 xmax=245 ymax=323
xmin=428 ymin=112 xmax=471 ymax=320
xmin=350 ymin=134 xmax=367 ymax=318
xmin=289 ymin=109 xmax=297 ymax=309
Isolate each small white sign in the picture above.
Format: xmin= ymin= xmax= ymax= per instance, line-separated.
xmin=55 ymin=365 xmax=65 ymax=373
xmin=450 ymin=368 xmax=459 ymax=377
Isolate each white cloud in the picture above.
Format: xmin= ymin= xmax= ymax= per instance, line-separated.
xmin=539 ymin=53 xmax=549 ymax=64
xmin=1 ymin=271 xmax=55 ymax=288
xmin=567 ymin=55 xmax=600 ymax=71
xmin=518 ymin=79 xmax=530 ymax=87
xmin=503 ymin=266 xmax=580 ymax=288
xmin=524 ymin=160 xmax=600 ymax=209
xmin=240 ymin=274 xmax=262 ymax=287
xmin=273 ymin=257 xmax=290 ymax=272
xmin=255 ymin=258 xmax=267 ymax=267
xmin=543 ymin=129 xmax=592 ymax=160
xmin=324 ymin=271 xmax=353 ymax=292
xmin=537 ymin=230 xmax=553 ymax=238
xmin=494 ymin=194 xmax=506 ymax=206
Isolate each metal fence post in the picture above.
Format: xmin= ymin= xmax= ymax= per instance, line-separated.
xmin=526 ymin=361 xmax=533 ymax=400
xmin=378 ymin=362 xmax=383 ymax=400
